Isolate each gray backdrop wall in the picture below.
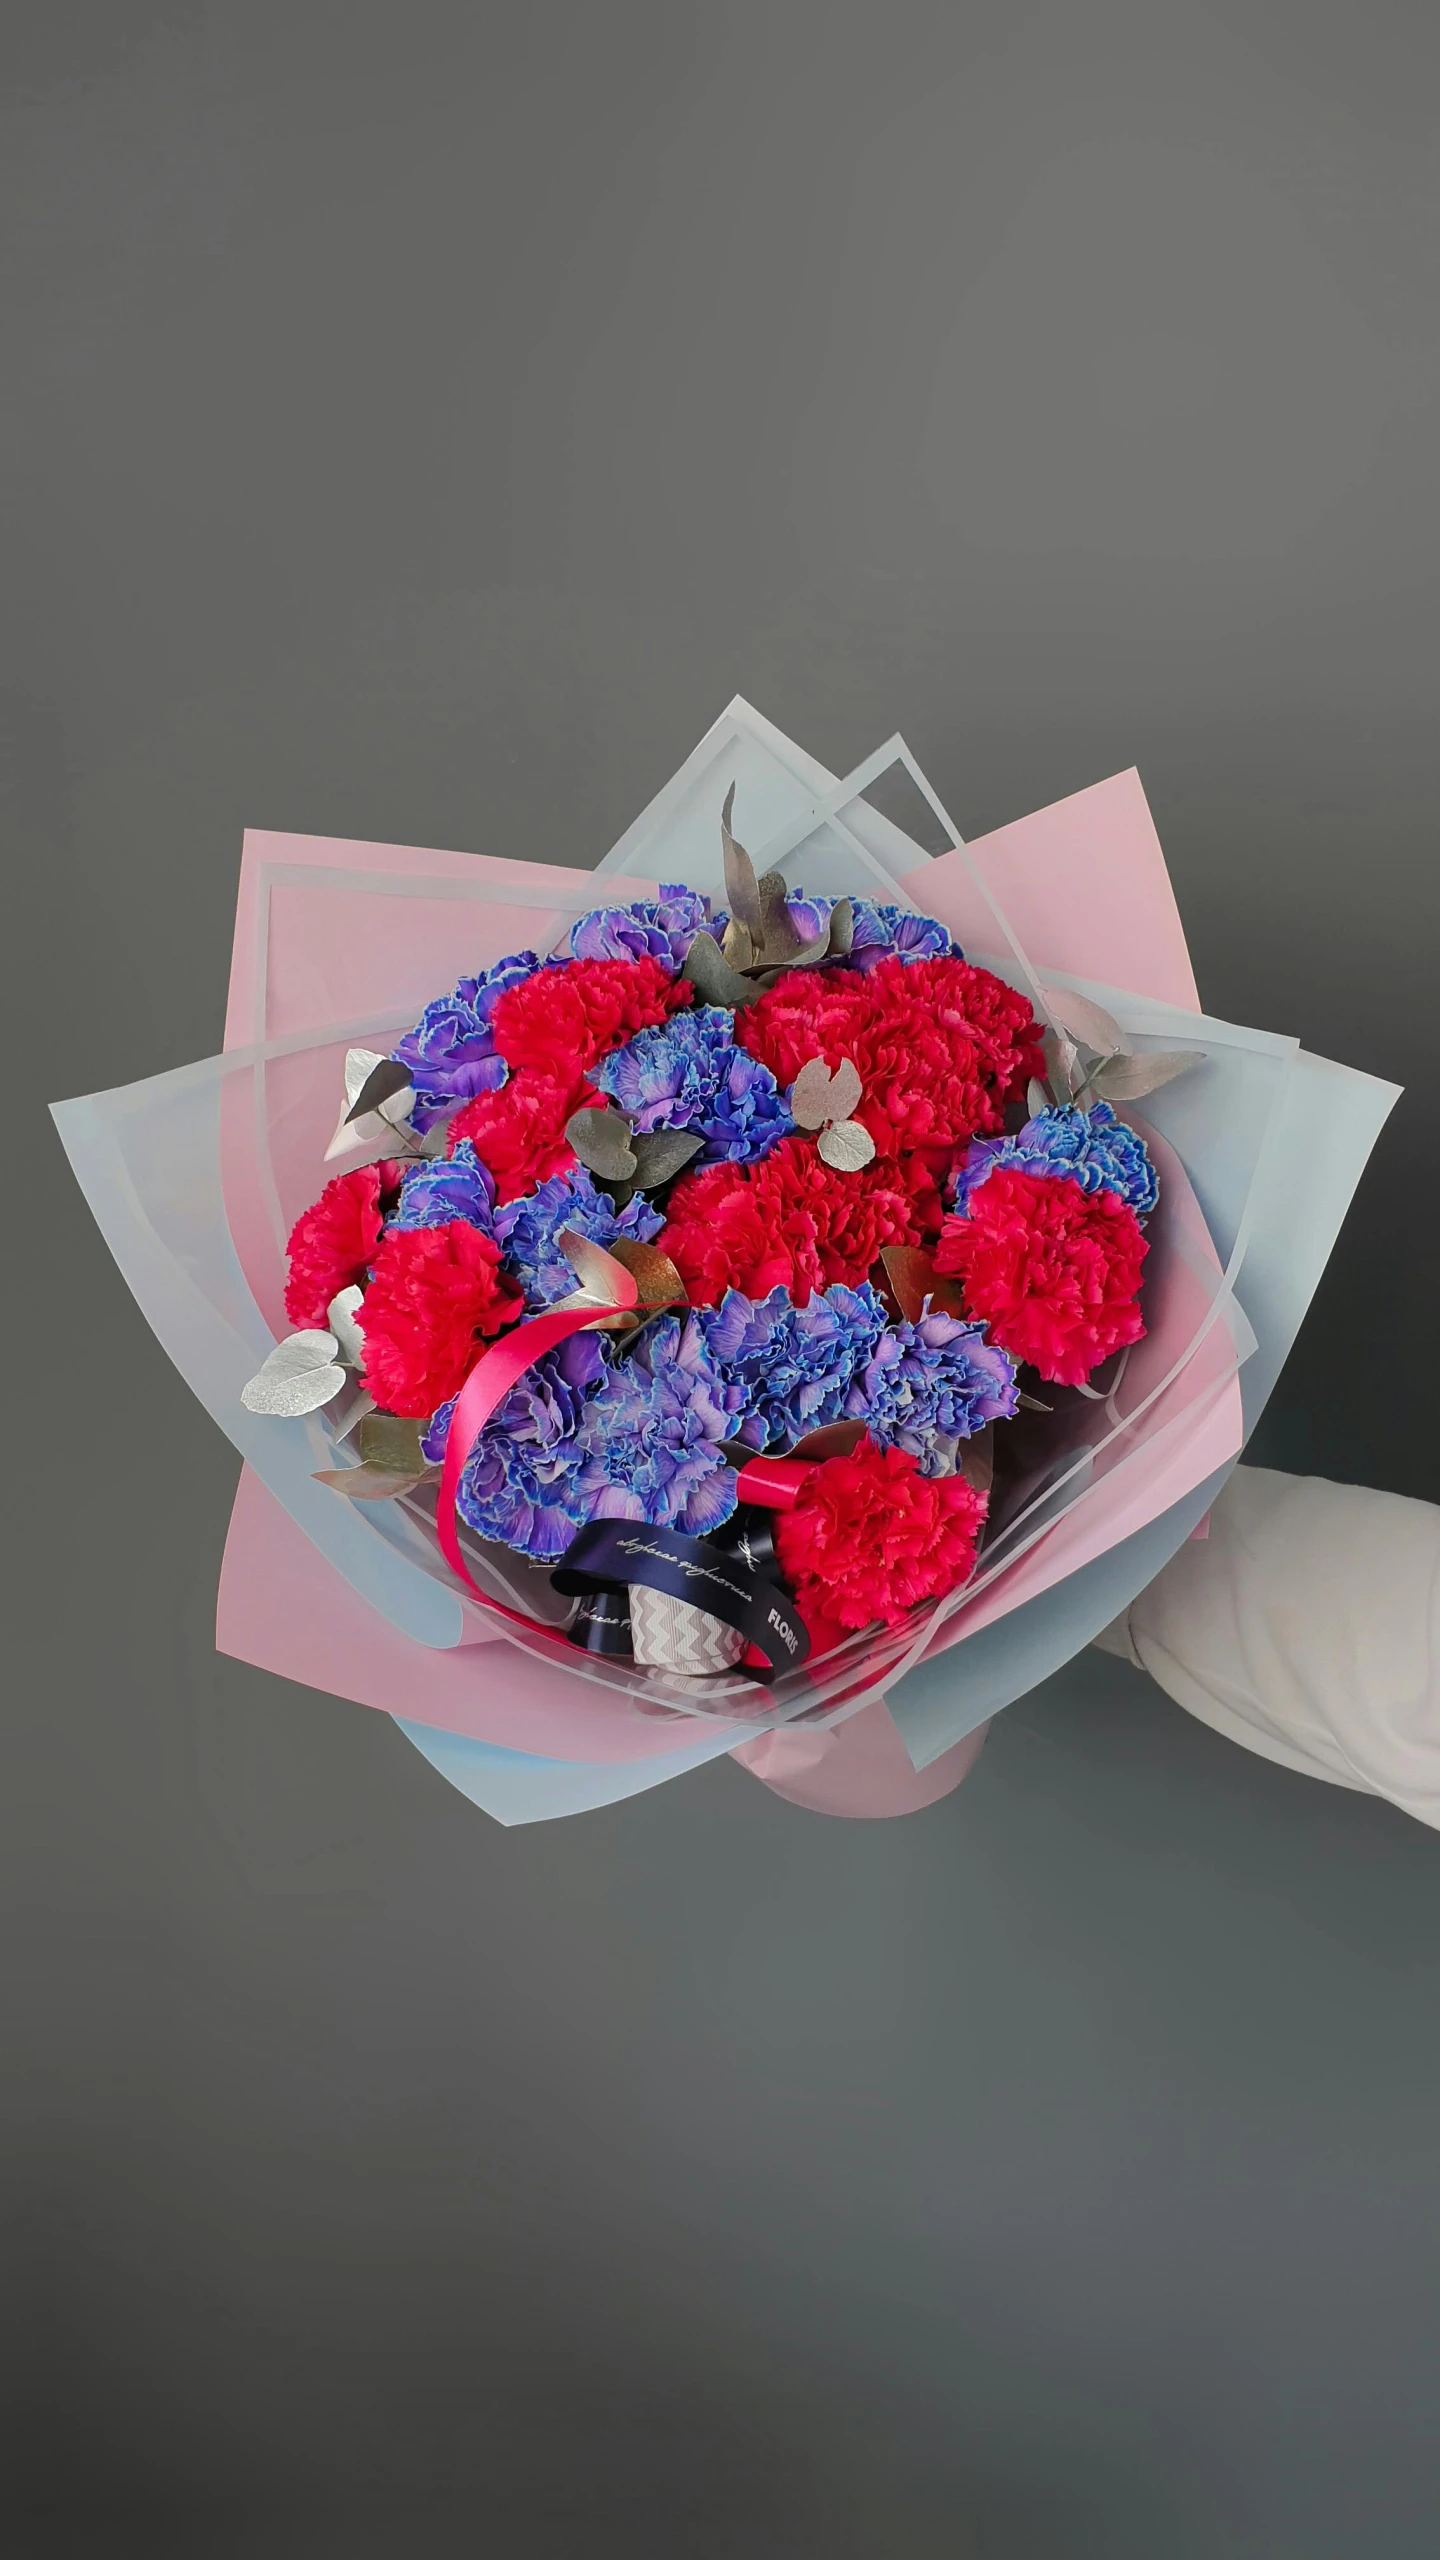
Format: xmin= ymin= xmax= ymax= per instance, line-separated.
xmin=5 ymin=5 xmax=1439 ymax=2554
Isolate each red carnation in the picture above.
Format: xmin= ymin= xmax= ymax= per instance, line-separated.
xmin=739 ymin=953 xmax=1042 ymax=1157
xmin=774 ymin=1438 xmax=987 ymax=1630
xmin=490 ymin=955 xmax=691 ymax=1080
xmin=445 ymin=1067 xmax=602 ymax=1203
xmin=359 ymin=1218 xmax=521 ymax=1417
xmin=660 ymin=1134 xmax=940 ymax=1305
xmin=935 ymin=1167 xmax=1147 ymax=1386
xmin=879 ymin=955 xmax=1044 ymax=1115
xmin=284 ymin=1161 xmax=405 ymax=1329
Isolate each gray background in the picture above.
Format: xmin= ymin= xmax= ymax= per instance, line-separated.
xmin=5 ymin=4 xmax=1439 ymax=2553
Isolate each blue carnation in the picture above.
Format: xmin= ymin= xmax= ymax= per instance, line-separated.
xmin=569 ymin=885 xmax=713 ymax=968
xmin=390 ymin=1139 xmax=498 ymax=1237
xmin=847 ymin=900 xmax=954 ymax=969
xmin=700 ymin=1282 xmax=888 ymax=1451
xmin=569 ymin=1313 xmax=743 ymax=1540
xmin=952 ymin=1100 xmax=1159 ymax=1219
xmin=594 ymin=1005 xmax=792 ymax=1167
xmin=391 ymin=949 xmax=567 ymax=1131
xmin=493 ymin=1166 xmax=664 ymax=1309
xmin=848 ymin=1313 xmax=1018 ymax=1472
xmin=443 ymin=1329 xmax=611 ymax=1563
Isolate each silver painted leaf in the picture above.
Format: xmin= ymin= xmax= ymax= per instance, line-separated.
xmin=326 ymin=1284 xmax=366 ymax=1367
xmin=791 ymin=1054 xmax=862 ymax=1129
xmin=720 ymin=782 xmax=764 ymax=942
xmin=346 ymin=1057 xmax=414 ymax=1126
xmin=790 ymin=1055 xmax=838 ymax=1129
xmin=681 ymin=931 xmax=755 ymax=1010
xmin=824 ymin=1056 xmax=862 ymax=1122
xmin=1041 ymin=986 xmax=1126 ymax=1058
xmin=1027 ymin=1079 xmax=1052 ymax=1120
xmin=1041 ymin=1023 xmax=1081 ymax=1100
xmin=756 ymin=869 xmax=805 ymax=961
xmin=627 ymin=1126 xmax=703 ymax=1188
xmin=720 ymin=913 xmax=756 ymax=969
xmin=240 ymin=1330 xmax=346 ymax=1416
xmin=825 ymin=896 xmax=854 ymax=959
xmin=1093 ymin=1048 xmax=1203 ymax=1101
xmin=816 ymin=1117 xmax=876 ymax=1171
xmin=565 ymin=1106 xmax=638 ymax=1181
xmin=343 ymin=1047 xmax=387 ymax=1110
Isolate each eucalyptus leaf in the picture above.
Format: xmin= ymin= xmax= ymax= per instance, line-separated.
xmin=720 ymin=914 xmax=755 ymax=969
xmin=757 ymin=870 xmax=805 ymax=961
xmin=627 ymin=1126 xmax=703 ymax=1189
xmin=565 ymin=1106 xmax=638 ymax=1182
xmin=346 ymin=1057 xmax=414 ymax=1126
xmin=240 ymin=1330 xmax=346 ymax=1417
xmin=790 ymin=1055 xmax=839 ymax=1130
xmin=720 ymin=782 xmax=764 ymax=943
xmin=825 ymin=896 xmax=854 ymax=959
xmin=605 ymin=1238 xmax=687 ymax=1303
xmin=1027 ymin=1079 xmax=1052 ymax=1120
xmin=681 ymin=931 xmax=756 ymax=1010
xmin=1041 ymin=1023 xmax=1080 ymax=1100
xmin=359 ymin=1412 xmax=427 ymax=1474
xmin=1094 ymin=1048 xmax=1203 ymax=1101
xmin=1041 ymin=985 xmax=1126 ymax=1058
xmin=782 ymin=915 xmax=842 ymax=970
xmin=877 ymin=1245 xmax=936 ymax=1326
xmin=558 ymin=1228 xmax=634 ymax=1304
xmin=342 ymin=1047 xmax=387 ymax=1110
xmin=817 ymin=1117 xmax=876 ymax=1171
xmin=790 ymin=1053 xmax=863 ymax=1130
xmin=312 ymin=1464 xmax=431 ymax=1501
xmin=326 ymin=1284 xmax=366 ymax=1367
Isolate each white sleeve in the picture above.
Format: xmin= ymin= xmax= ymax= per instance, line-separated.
xmin=1094 ymin=1467 xmax=1440 ymax=1826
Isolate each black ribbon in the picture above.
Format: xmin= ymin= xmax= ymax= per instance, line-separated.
xmin=564 ymin=1581 xmax=633 ymax=1658
xmin=552 ymin=1514 xmax=809 ymax=1675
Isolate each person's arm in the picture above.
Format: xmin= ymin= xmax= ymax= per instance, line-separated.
xmin=1094 ymin=1467 xmax=1440 ymax=1826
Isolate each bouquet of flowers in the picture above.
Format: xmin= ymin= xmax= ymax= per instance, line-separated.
xmin=53 ymin=702 xmax=1397 ymax=1822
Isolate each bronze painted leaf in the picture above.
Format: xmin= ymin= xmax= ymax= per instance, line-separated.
xmin=606 ymin=1238 xmax=688 ymax=1304
xmin=359 ymin=1412 xmax=427 ymax=1474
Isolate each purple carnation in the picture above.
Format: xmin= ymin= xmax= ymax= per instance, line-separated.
xmin=952 ymin=1100 xmax=1159 ymax=1220
xmin=391 ymin=950 xmax=551 ymax=1132
xmin=569 ymin=885 xmax=713 ymax=968
xmin=441 ymin=1329 xmax=611 ymax=1563
xmin=848 ymin=900 xmax=954 ymax=970
xmin=594 ymin=1004 xmax=792 ymax=1167
xmin=569 ymin=1313 xmax=743 ymax=1539
xmin=847 ymin=1312 xmax=1018 ymax=1473
xmin=493 ymin=1166 xmax=664 ymax=1308
xmin=390 ymin=1139 xmax=497 ymax=1237
xmin=700 ymin=1282 xmax=887 ymax=1451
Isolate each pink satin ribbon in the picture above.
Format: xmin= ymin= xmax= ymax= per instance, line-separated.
xmin=734 ymin=1453 xmax=810 ymax=1509
xmin=435 ymin=1277 xmax=638 ymax=1607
